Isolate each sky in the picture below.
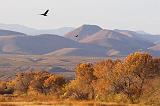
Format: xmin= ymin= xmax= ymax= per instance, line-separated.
xmin=0 ymin=0 xmax=160 ymax=34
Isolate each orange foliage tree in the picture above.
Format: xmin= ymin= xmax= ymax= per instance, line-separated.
xmin=119 ymin=52 xmax=156 ymax=102
xmin=64 ymin=63 xmax=96 ymax=100
xmin=93 ymin=59 xmax=116 ymax=100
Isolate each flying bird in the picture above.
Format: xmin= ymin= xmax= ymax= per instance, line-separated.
xmin=40 ymin=9 xmax=49 ymax=16
xmin=75 ymin=35 xmax=79 ymax=37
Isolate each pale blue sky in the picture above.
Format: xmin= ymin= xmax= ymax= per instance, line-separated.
xmin=0 ymin=0 xmax=160 ymax=34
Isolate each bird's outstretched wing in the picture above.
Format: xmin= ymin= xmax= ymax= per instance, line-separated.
xmin=44 ymin=10 xmax=49 ymax=15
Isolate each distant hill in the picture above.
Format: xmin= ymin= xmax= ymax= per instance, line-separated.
xmin=149 ymin=43 xmax=160 ymax=51
xmin=148 ymin=43 xmax=160 ymax=56
xmin=80 ymin=29 xmax=154 ymax=55
xmin=0 ymin=30 xmax=26 ymax=54
xmin=136 ymin=30 xmax=151 ymax=35
xmin=114 ymin=29 xmax=160 ymax=43
xmin=0 ymin=34 xmax=81 ymax=54
xmin=65 ymin=25 xmax=157 ymax=56
xmin=0 ymin=24 xmax=160 ymax=56
xmin=65 ymin=24 xmax=102 ymax=41
xmin=0 ymin=34 xmax=108 ymax=56
xmin=0 ymin=29 xmax=26 ymax=36
xmin=0 ymin=23 xmax=74 ymax=36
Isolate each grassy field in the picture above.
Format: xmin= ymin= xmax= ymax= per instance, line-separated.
xmin=0 ymin=93 xmax=127 ymax=106
xmin=0 ymin=102 xmax=145 ymax=106
xmin=0 ymin=95 xmax=128 ymax=106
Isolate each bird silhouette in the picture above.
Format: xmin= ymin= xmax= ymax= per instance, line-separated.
xmin=75 ymin=35 xmax=79 ymax=37
xmin=40 ymin=9 xmax=49 ymax=16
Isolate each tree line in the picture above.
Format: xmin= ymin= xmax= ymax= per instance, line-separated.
xmin=0 ymin=52 xmax=160 ymax=103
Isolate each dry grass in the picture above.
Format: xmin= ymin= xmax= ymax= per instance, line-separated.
xmin=0 ymin=101 xmax=146 ymax=106
xmin=0 ymin=95 xmax=147 ymax=106
xmin=0 ymin=95 xmax=145 ymax=106
xmin=0 ymin=95 xmax=59 ymax=102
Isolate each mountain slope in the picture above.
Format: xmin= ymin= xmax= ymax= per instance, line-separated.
xmin=0 ymin=34 xmax=83 ymax=54
xmin=80 ymin=29 xmax=154 ymax=55
xmin=114 ymin=29 xmax=160 ymax=43
xmin=46 ymin=46 xmax=108 ymax=57
xmin=149 ymin=43 xmax=160 ymax=56
xmin=0 ymin=29 xmax=26 ymax=36
xmin=65 ymin=24 xmax=102 ymax=41
xmin=150 ymin=43 xmax=160 ymax=51
xmin=0 ymin=34 xmax=108 ymax=56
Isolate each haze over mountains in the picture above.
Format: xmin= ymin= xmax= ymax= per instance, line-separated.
xmin=0 ymin=24 xmax=160 ymax=56
xmin=0 ymin=23 xmax=74 ymax=36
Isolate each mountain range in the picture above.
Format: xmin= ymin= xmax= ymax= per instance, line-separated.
xmin=0 ymin=23 xmax=74 ymax=36
xmin=0 ymin=24 xmax=160 ymax=56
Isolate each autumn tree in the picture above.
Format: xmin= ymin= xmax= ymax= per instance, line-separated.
xmin=93 ymin=59 xmax=117 ymax=100
xmin=0 ymin=81 xmax=7 ymax=94
xmin=92 ymin=52 xmax=159 ymax=103
xmin=44 ymin=74 xmax=66 ymax=96
xmin=6 ymin=71 xmax=67 ymax=96
xmin=120 ymin=52 xmax=155 ymax=102
xmin=12 ymin=72 xmax=34 ymax=94
xmin=152 ymin=58 xmax=160 ymax=75
xmin=28 ymin=71 xmax=53 ymax=95
xmin=64 ymin=63 xmax=96 ymax=100
xmin=0 ymin=81 xmax=13 ymax=95
xmin=28 ymin=71 xmax=66 ymax=96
